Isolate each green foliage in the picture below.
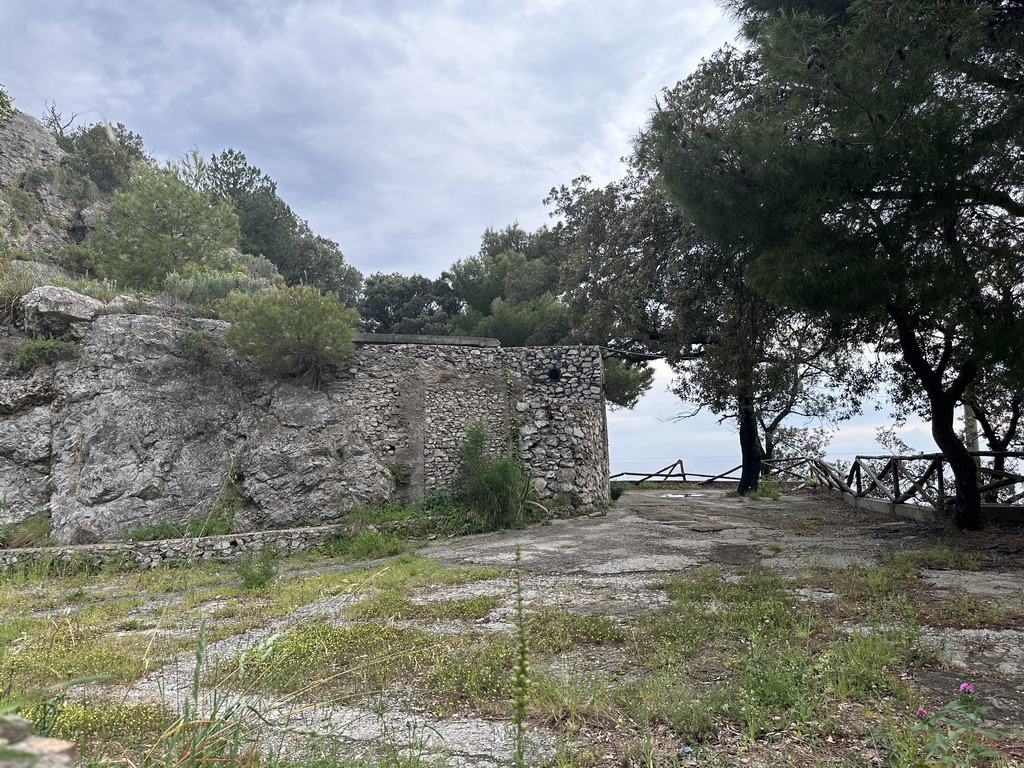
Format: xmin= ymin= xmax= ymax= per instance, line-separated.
xmin=602 ymin=358 xmax=655 ymax=411
xmin=0 ymin=262 xmax=34 ymax=325
xmin=58 ymin=121 xmax=147 ymax=194
xmin=233 ymin=545 xmax=278 ymax=591
xmin=327 ymin=529 xmax=406 ymax=562
xmin=16 ymin=337 xmax=77 ymax=371
xmin=220 ymin=284 xmax=358 ymax=388
xmin=609 ymin=481 xmax=628 ymax=501
xmin=83 ymin=162 xmax=240 ymax=288
xmin=5 ymin=187 xmax=40 ymax=223
xmin=0 ymin=84 xmax=13 ymax=123
xmin=646 ymin=0 xmax=1024 ymax=526
xmin=164 ymin=261 xmax=276 ymax=316
xmin=125 ymin=467 xmax=239 ymax=541
xmin=911 ymin=685 xmax=1003 ymax=767
xmin=457 ymin=422 xmax=541 ymax=531
xmin=745 ymin=475 xmax=782 ymax=500
xmin=359 ymin=272 xmax=459 ymax=335
xmin=206 ymin=149 xmax=361 ymax=301
xmin=21 ymin=700 xmax=169 ymax=748
xmin=179 ymin=328 xmax=222 ymax=374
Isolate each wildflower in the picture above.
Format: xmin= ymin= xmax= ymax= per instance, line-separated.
xmin=916 ymin=707 xmax=928 ymax=718
xmin=959 ymin=682 xmax=975 ymax=694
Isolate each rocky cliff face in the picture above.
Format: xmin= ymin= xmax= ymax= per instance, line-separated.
xmin=0 ymin=112 xmax=97 ymax=254
xmin=2 ymin=287 xmax=394 ymax=543
xmin=1 ymin=288 xmax=609 ymax=544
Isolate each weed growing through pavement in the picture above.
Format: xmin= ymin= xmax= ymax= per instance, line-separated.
xmin=511 ymin=543 xmax=530 ymax=768
xmin=911 ymin=682 xmax=1003 ymax=767
xmin=234 ymin=544 xmax=278 ymax=591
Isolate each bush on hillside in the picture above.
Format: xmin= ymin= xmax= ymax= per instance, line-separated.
xmin=220 ymin=284 xmax=358 ymax=389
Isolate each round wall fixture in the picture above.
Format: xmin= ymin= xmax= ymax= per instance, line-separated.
xmin=548 ymin=367 xmax=562 ymax=381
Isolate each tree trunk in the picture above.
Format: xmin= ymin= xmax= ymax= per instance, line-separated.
xmin=761 ymin=428 xmax=775 ymax=475
xmin=931 ymin=398 xmax=982 ymax=529
xmin=889 ymin=309 xmax=981 ymax=529
xmin=737 ymin=393 xmax=764 ymax=494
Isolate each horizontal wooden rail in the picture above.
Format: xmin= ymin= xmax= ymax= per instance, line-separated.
xmin=616 ymin=452 xmax=1024 ymax=514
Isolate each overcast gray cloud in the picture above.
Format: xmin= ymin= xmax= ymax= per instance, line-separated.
xmin=2 ymin=0 xmax=736 ymax=277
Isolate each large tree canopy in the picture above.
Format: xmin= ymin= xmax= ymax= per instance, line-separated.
xmin=549 ymin=166 xmax=865 ymax=491
xmin=205 ymin=149 xmax=361 ymax=301
xmin=648 ymin=0 xmax=1024 ymax=526
xmin=81 ymin=161 xmax=240 ymax=288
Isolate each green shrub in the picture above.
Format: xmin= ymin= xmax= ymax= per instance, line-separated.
xmin=179 ymin=328 xmax=222 ymax=374
xmin=233 ymin=545 xmax=277 ymax=590
xmin=16 ymin=337 xmax=78 ymax=371
xmin=0 ymin=261 xmax=36 ymax=325
xmin=220 ymin=284 xmax=358 ymax=389
xmin=6 ymin=187 xmax=41 ymax=223
xmin=610 ymin=481 xmax=628 ymax=501
xmin=163 ymin=265 xmax=275 ymax=315
xmin=457 ymin=422 xmax=542 ymax=531
xmin=328 ymin=529 xmax=405 ymax=561
xmin=85 ymin=163 xmax=240 ymax=288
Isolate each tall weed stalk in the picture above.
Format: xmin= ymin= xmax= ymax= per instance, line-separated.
xmin=511 ymin=543 xmax=530 ymax=768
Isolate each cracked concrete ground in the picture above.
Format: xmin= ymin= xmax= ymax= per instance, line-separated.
xmin=103 ymin=487 xmax=1024 ymax=765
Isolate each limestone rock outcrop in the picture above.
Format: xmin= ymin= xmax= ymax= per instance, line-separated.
xmin=19 ymin=285 xmax=105 ymax=338
xmin=0 ymin=289 xmax=609 ymax=544
xmin=0 ymin=112 xmax=95 ymax=255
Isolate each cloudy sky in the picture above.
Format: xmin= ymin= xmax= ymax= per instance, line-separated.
xmin=1 ymin=0 xmax=931 ymax=473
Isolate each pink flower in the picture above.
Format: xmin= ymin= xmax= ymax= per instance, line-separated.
xmin=916 ymin=708 xmax=928 ymax=718
xmin=959 ymin=682 xmax=974 ymax=694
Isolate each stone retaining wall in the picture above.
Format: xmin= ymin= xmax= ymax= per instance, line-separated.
xmin=1 ymin=288 xmax=610 ymax=543
xmin=0 ymin=522 xmax=355 ymax=572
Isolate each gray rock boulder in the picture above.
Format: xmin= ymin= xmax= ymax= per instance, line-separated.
xmin=0 ymin=113 xmax=65 ymax=190
xmin=19 ymin=286 xmax=105 ymax=338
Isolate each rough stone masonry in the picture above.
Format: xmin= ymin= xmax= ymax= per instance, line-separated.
xmin=0 ymin=286 xmax=609 ymax=544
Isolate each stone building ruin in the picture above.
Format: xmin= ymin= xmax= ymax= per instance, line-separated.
xmin=0 ymin=287 xmax=610 ymax=544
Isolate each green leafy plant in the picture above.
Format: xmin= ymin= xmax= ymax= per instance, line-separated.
xmin=387 ymin=462 xmax=413 ymax=488
xmin=163 ymin=263 xmax=276 ymax=316
xmin=82 ymin=162 xmax=240 ymax=288
xmin=911 ymin=683 xmax=1003 ymax=767
xmin=457 ymin=422 xmax=544 ymax=531
xmin=328 ymin=529 xmax=406 ymax=561
xmin=0 ymin=515 xmax=51 ymax=549
xmin=233 ymin=545 xmax=278 ymax=591
xmin=179 ymin=327 xmax=222 ymax=374
xmin=220 ymin=284 xmax=358 ymax=389
xmin=0 ymin=263 xmax=36 ymax=325
xmin=746 ymin=475 xmax=783 ymax=500
xmin=6 ymin=187 xmax=40 ymax=223
xmin=15 ymin=337 xmax=78 ymax=371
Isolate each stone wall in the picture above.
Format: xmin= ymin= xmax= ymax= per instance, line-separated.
xmin=0 ymin=522 xmax=349 ymax=572
xmin=0 ymin=288 xmax=609 ymax=543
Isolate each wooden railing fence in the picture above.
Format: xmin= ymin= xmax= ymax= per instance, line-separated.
xmin=611 ymin=453 xmax=1024 ymax=512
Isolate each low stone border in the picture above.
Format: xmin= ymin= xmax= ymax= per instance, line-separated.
xmin=0 ymin=520 xmax=414 ymax=573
